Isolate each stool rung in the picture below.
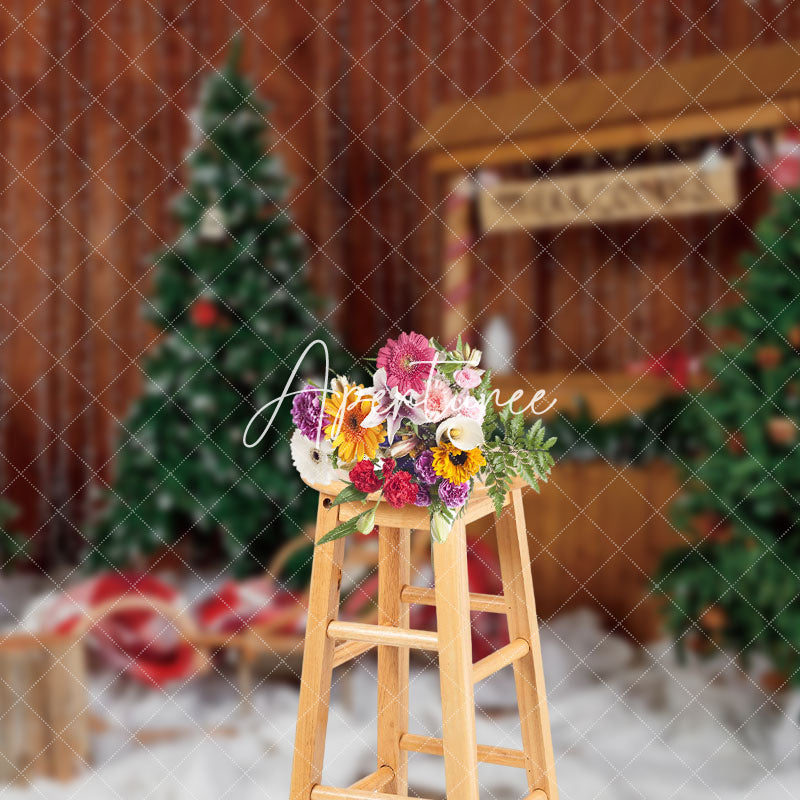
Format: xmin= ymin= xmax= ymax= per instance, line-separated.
xmin=348 ymin=766 xmax=394 ymax=791
xmin=399 ymin=733 xmax=527 ymax=769
xmin=327 ymin=620 xmax=438 ymax=651
xmin=400 ymin=585 xmax=508 ymax=614
xmin=472 ymin=637 xmax=530 ymax=684
xmin=332 ymin=640 xmax=375 ymax=668
xmin=312 ymin=788 xmax=433 ymax=800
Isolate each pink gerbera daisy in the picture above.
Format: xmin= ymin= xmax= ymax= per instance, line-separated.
xmin=376 ymin=332 xmax=436 ymax=395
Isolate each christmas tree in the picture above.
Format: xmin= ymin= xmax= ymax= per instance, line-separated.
xmin=91 ymin=45 xmax=345 ymax=576
xmin=657 ymin=189 xmax=800 ymax=685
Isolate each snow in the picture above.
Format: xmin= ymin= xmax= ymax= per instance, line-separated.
xmin=2 ymin=608 xmax=799 ymax=800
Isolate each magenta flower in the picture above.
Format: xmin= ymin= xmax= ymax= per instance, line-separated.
xmin=413 ymin=484 xmax=432 ymax=507
xmin=377 ymin=332 xmax=436 ymax=395
xmin=438 ymin=479 xmax=470 ymax=509
xmin=454 ymin=367 xmax=484 ymax=389
xmin=291 ymin=384 xmax=329 ymax=441
xmin=414 ymin=450 xmax=437 ymax=485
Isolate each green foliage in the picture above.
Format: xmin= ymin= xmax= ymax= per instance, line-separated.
xmin=330 ymin=485 xmax=369 ymax=506
xmin=0 ymin=498 xmax=25 ymax=570
xmin=546 ymin=394 xmax=698 ymax=465
xmin=90 ymin=45 xmax=348 ymax=576
xmin=317 ymin=507 xmax=375 ymax=544
xmin=655 ymin=188 xmax=800 ymax=684
xmin=482 ymin=406 xmax=556 ymax=516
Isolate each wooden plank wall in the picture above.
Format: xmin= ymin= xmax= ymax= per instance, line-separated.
xmin=0 ymin=0 xmax=797 ymax=554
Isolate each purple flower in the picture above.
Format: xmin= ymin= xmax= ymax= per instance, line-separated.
xmin=413 ymin=484 xmax=432 ymax=507
xmin=438 ymin=479 xmax=470 ymax=509
xmin=414 ymin=450 xmax=437 ymax=485
xmin=291 ymin=385 xmax=329 ymax=441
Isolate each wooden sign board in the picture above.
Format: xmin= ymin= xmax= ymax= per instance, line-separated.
xmin=478 ymin=158 xmax=737 ymax=232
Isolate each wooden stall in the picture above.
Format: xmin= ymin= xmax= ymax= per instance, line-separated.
xmin=414 ymin=39 xmax=800 ymax=639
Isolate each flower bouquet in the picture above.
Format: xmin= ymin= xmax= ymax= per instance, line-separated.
xmin=289 ymin=332 xmax=556 ymax=544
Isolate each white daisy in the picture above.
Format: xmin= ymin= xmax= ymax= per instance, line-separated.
xmin=290 ymin=429 xmax=336 ymax=485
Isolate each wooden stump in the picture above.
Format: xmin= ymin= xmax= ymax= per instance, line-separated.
xmin=0 ymin=633 xmax=89 ymax=783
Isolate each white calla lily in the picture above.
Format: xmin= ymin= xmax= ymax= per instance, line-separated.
xmin=435 ymin=415 xmax=485 ymax=450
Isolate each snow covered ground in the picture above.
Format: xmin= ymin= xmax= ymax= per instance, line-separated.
xmin=2 ymin=609 xmax=799 ymax=800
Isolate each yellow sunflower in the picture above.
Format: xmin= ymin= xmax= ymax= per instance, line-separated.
xmin=324 ymin=384 xmax=384 ymax=463
xmin=431 ymin=442 xmax=486 ymax=484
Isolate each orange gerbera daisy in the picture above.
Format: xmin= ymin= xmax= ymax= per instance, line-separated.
xmin=324 ymin=384 xmax=385 ymax=463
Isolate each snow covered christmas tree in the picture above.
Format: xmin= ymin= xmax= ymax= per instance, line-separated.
xmin=91 ymin=45 xmax=344 ymax=576
xmin=657 ymin=187 xmax=800 ymax=686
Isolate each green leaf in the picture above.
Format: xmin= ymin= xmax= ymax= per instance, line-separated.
xmin=330 ymin=484 xmax=369 ymax=506
xmin=317 ymin=508 xmax=373 ymax=544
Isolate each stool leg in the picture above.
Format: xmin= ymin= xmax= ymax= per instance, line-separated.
xmin=289 ymin=497 xmax=346 ymax=800
xmin=433 ymin=518 xmax=479 ymax=800
xmin=377 ymin=527 xmax=411 ymax=793
xmin=496 ymin=489 xmax=558 ymax=800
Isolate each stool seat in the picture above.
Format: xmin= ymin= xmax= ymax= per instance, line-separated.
xmin=289 ymin=482 xmax=559 ymax=800
xmin=304 ymin=476 xmax=526 ymax=528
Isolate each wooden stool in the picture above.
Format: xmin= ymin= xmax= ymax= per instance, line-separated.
xmin=289 ymin=480 xmax=558 ymax=800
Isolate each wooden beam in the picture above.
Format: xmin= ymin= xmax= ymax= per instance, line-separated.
xmin=312 ymin=788 xmax=433 ymax=800
xmin=289 ymin=498 xmax=346 ymax=800
xmin=496 ymin=490 xmax=559 ymax=799
xmin=399 ymin=733 xmax=527 ymax=769
xmin=332 ymin=640 xmax=375 ymax=668
xmin=399 ymin=585 xmax=507 ymax=614
xmin=426 ymin=102 xmax=794 ymax=173
xmin=327 ymin=621 xmax=438 ymax=651
xmin=348 ymin=766 xmax=394 ymax=792
xmin=336 ymin=501 xmax=429 ymax=530
xmin=472 ymin=638 xmax=530 ymax=684
xmin=377 ymin=527 xmax=411 ymax=793
xmin=432 ymin=518 xmax=480 ymax=800
xmin=414 ymin=39 xmax=800 ymax=173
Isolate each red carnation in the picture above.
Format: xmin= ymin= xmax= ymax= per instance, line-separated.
xmin=349 ymin=459 xmax=383 ymax=493
xmin=383 ymin=470 xmax=417 ymax=509
xmin=381 ymin=458 xmax=396 ymax=478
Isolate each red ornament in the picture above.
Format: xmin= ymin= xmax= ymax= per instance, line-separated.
xmin=755 ymin=344 xmax=782 ymax=369
xmin=692 ymin=512 xmax=726 ymax=540
xmin=190 ymin=298 xmax=220 ymax=328
xmin=726 ymin=431 xmax=745 ymax=455
xmin=767 ymin=416 xmax=797 ymax=446
xmin=709 ymin=524 xmax=733 ymax=545
xmin=763 ymin=128 xmax=800 ymax=192
xmin=626 ymin=348 xmax=696 ymax=389
xmin=699 ymin=605 xmax=727 ymax=634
